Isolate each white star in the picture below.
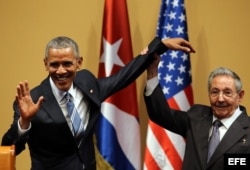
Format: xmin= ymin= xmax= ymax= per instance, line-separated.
xmin=170 ymin=51 xmax=178 ymax=59
xmin=178 ymin=64 xmax=186 ymax=74
xmin=168 ymin=11 xmax=176 ymax=20
xmin=178 ymin=13 xmax=186 ymax=22
xmin=100 ymin=38 xmax=124 ymax=76
xmin=181 ymin=53 xmax=188 ymax=61
xmin=159 ymin=60 xmax=164 ymax=68
xmin=176 ymin=25 xmax=184 ymax=35
xmin=167 ymin=62 xmax=175 ymax=71
xmin=158 ymin=72 xmax=162 ymax=80
xmin=172 ymin=0 xmax=179 ymax=8
xmin=164 ymin=74 xmax=172 ymax=83
xmin=164 ymin=23 xmax=173 ymax=32
xmin=162 ymin=86 xmax=170 ymax=95
xmin=175 ymin=76 xmax=183 ymax=85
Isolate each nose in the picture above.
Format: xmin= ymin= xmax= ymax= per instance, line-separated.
xmin=56 ymin=65 xmax=67 ymax=74
xmin=218 ymin=92 xmax=225 ymax=101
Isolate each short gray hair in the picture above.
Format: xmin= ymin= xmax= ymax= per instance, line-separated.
xmin=208 ymin=67 xmax=242 ymax=92
xmin=45 ymin=36 xmax=80 ymax=59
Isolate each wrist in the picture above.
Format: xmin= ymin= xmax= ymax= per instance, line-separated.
xmin=19 ymin=117 xmax=31 ymax=129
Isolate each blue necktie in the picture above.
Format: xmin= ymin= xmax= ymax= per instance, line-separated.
xmin=65 ymin=92 xmax=84 ymax=138
xmin=207 ymin=119 xmax=222 ymax=162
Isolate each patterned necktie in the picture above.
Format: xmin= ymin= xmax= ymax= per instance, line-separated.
xmin=65 ymin=92 xmax=84 ymax=138
xmin=207 ymin=119 xmax=222 ymax=162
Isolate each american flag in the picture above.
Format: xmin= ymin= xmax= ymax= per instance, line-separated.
xmin=144 ymin=0 xmax=193 ymax=169
xmin=95 ymin=0 xmax=141 ymax=169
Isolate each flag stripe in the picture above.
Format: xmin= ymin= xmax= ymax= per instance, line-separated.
xmin=184 ymin=84 xmax=194 ymax=105
xmin=100 ymin=102 xmax=140 ymax=168
xmin=145 ymin=121 xmax=174 ymax=170
xmin=96 ymin=0 xmax=140 ymax=169
xmin=144 ymin=146 xmax=160 ymax=170
xmin=151 ymin=121 xmax=182 ymax=170
xmin=144 ymin=0 xmax=193 ymax=170
xmin=173 ymin=85 xmax=192 ymax=111
xmin=96 ymin=114 xmax=134 ymax=169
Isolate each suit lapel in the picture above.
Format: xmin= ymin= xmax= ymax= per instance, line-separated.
xmin=74 ymin=70 xmax=101 ymax=107
xmin=40 ymin=79 xmax=74 ymax=139
xmin=208 ymin=112 xmax=249 ymax=166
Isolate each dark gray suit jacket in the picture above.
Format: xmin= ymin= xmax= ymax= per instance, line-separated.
xmin=1 ymin=37 xmax=167 ymax=170
xmin=144 ymin=84 xmax=250 ymax=170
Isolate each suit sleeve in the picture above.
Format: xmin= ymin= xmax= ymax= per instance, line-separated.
xmin=97 ymin=37 xmax=168 ymax=100
xmin=144 ymin=84 xmax=189 ymax=137
xmin=1 ymin=101 xmax=29 ymax=155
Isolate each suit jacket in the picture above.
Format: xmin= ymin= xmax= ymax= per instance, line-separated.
xmin=144 ymin=84 xmax=250 ymax=170
xmin=1 ymin=37 xmax=167 ymax=170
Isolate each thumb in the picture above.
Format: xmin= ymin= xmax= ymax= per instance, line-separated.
xmin=36 ymin=96 xmax=44 ymax=108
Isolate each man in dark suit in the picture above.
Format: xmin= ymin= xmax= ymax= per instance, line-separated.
xmin=144 ymin=54 xmax=250 ymax=170
xmin=1 ymin=36 xmax=195 ymax=170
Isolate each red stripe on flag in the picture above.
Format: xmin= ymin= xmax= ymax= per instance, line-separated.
xmin=167 ymin=98 xmax=180 ymax=110
xmin=150 ymin=121 xmax=183 ymax=170
xmin=184 ymin=85 xmax=194 ymax=106
xmin=144 ymin=146 xmax=161 ymax=170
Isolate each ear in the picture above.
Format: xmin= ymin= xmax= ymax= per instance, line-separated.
xmin=77 ymin=56 xmax=83 ymax=69
xmin=44 ymin=58 xmax=48 ymax=71
xmin=238 ymin=90 xmax=245 ymax=102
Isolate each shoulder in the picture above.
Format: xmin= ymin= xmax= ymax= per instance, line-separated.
xmin=188 ymin=104 xmax=212 ymax=116
xmin=74 ymin=69 xmax=100 ymax=95
xmin=75 ymin=69 xmax=96 ymax=81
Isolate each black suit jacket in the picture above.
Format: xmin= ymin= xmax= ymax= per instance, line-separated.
xmin=144 ymin=84 xmax=250 ymax=170
xmin=2 ymin=37 xmax=167 ymax=170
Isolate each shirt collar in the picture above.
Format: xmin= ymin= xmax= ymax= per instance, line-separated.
xmin=212 ymin=106 xmax=242 ymax=129
xmin=49 ymin=77 xmax=75 ymax=103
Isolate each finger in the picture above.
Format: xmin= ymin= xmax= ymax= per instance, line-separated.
xmin=24 ymin=80 xmax=30 ymax=95
xmin=180 ymin=46 xmax=193 ymax=53
xmin=140 ymin=47 xmax=148 ymax=55
xmin=15 ymin=94 xmax=22 ymax=108
xmin=19 ymin=82 xmax=26 ymax=97
xmin=16 ymin=85 xmax=21 ymax=99
xmin=15 ymin=94 xmax=20 ymax=104
xmin=181 ymin=41 xmax=196 ymax=53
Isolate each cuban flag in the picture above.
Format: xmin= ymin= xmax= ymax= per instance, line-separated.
xmin=95 ymin=0 xmax=140 ymax=169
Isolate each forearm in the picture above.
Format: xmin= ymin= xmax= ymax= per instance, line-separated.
xmin=98 ymin=37 xmax=168 ymax=99
xmin=144 ymin=84 xmax=174 ymax=125
xmin=144 ymin=84 xmax=187 ymax=136
xmin=1 ymin=121 xmax=28 ymax=155
xmin=1 ymin=103 xmax=29 ymax=155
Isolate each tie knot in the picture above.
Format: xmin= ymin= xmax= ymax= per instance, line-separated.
xmin=213 ymin=119 xmax=222 ymax=128
xmin=65 ymin=92 xmax=71 ymax=101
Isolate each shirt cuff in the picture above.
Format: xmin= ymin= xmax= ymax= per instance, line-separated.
xmin=145 ymin=76 xmax=159 ymax=96
xmin=18 ymin=119 xmax=31 ymax=135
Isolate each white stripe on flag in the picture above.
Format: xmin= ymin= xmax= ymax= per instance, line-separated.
xmin=101 ymin=102 xmax=140 ymax=169
xmin=145 ymin=124 xmax=174 ymax=170
xmin=165 ymin=129 xmax=185 ymax=160
xmin=174 ymin=90 xmax=191 ymax=111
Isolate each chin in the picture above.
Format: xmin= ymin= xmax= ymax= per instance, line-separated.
xmin=56 ymin=83 xmax=70 ymax=91
xmin=214 ymin=111 xmax=230 ymax=119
